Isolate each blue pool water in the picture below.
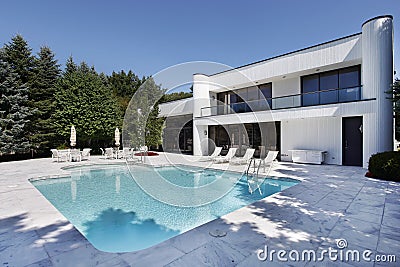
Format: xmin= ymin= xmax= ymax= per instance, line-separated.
xmin=31 ymin=164 xmax=299 ymax=252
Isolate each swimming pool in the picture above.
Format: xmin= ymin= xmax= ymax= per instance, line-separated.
xmin=31 ymin=164 xmax=299 ymax=252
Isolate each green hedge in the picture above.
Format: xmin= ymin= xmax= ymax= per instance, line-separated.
xmin=368 ymin=151 xmax=400 ymax=182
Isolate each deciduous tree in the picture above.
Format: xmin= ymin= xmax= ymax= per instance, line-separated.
xmin=52 ymin=59 xmax=119 ymax=149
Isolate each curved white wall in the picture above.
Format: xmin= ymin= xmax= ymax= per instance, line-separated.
xmin=362 ymin=16 xmax=394 ymax=167
xmin=193 ymin=74 xmax=211 ymax=155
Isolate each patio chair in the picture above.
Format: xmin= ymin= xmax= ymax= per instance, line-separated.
xmin=100 ymin=148 xmax=105 ymax=158
xmin=213 ymin=147 xmax=238 ymax=164
xmin=198 ymin=147 xmax=222 ymax=161
xmin=119 ymin=147 xmax=132 ymax=159
xmin=51 ymin=149 xmax=68 ymax=162
xmin=69 ymin=149 xmax=82 ymax=162
xmin=81 ymin=148 xmax=91 ymax=161
xmin=231 ymin=148 xmax=255 ymax=165
xmin=104 ymin=148 xmax=114 ymax=159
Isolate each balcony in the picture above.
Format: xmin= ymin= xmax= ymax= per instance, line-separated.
xmin=200 ymin=86 xmax=362 ymax=117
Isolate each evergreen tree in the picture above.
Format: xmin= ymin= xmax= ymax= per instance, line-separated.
xmin=29 ymin=46 xmax=61 ymax=154
xmin=0 ymin=50 xmax=32 ymax=154
xmin=52 ymin=60 xmax=119 ymax=149
xmin=65 ymin=56 xmax=77 ymax=74
xmin=3 ymin=35 xmax=34 ymax=85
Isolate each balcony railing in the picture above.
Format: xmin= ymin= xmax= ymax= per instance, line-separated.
xmin=200 ymin=86 xmax=362 ymax=117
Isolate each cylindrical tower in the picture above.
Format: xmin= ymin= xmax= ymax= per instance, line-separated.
xmin=192 ymin=73 xmax=210 ymax=156
xmin=361 ymin=15 xmax=394 ymax=168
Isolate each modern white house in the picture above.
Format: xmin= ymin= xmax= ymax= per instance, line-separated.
xmin=159 ymin=15 xmax=394 ymax=168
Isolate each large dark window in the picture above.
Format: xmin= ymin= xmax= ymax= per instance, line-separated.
xmin=259 ymin=83 xmax=272 ymax=109
xmin=339 ymin=66 xmax=361 ymax=102
xmin=163 ymin=115 xmax=193 ymax=154
xmin=320 ymin=71 xmax=339 ymax=104
xmin=302 ymin=65 xmax=361 ymax=106
xmin=216 ymin=83 xmax=272 ymax=114
xmin=209 ymin=122 xmax=280 ymax=158
xmin=302 ymin=74 xmax=319 ymax=106
xmin=247 ymin=87 xmax=260 ymax=111
xmin=217 ymin=92 xmax=227 ymax=115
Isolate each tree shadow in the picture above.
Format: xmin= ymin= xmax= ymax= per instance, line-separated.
xmin=195 ymin=164 xmax=384 ymax=264
xmin=82 ymin=208 xmax=180 ymax=253
xmin=0 ymin=212 xmax=98 ymax=266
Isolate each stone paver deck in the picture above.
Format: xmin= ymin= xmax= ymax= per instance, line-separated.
xmin=0 ymin=153 xmax=399 ymax=266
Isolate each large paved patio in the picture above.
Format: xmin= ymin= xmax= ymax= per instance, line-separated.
xmin=0 ymin=153 xmax=399 ymax=266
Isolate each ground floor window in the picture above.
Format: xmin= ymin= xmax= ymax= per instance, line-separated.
xmin=162 ymin=115 xmax=193 ymax=154
xmin=208 ymin=122 xmax=280 ymax=159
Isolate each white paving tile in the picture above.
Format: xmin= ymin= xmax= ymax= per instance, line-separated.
xmin=0 ymin=154 xmax=398 ymax=266
xmin=119 ymin=242 xmax=185 ymax=266
xmin=49 ymin=243 xmax=117 ymax=267
xmin=166 ymin=239 xmax=246 ymax=267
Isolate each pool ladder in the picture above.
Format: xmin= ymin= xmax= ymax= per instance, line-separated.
xmin=245 ymin=158 xmax=263 ymax=195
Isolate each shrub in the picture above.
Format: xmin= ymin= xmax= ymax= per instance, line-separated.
xmin=368 ymin=151 xmax=400 ymax=182
xmin=56 ymin=143 xmax=69 ymax=150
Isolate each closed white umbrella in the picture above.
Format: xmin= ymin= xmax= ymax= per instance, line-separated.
xmin=115 ymin=127 xmax=120 ymax=147
xmin=70 ymin=126 xmax=76 ymax=147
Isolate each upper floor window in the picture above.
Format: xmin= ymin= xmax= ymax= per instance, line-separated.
xmin=216 ymin=83 xmax=272 ymax=114
xmin=301 ymin=65 xmax=361 ymax=106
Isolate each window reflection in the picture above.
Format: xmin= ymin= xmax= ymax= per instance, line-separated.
xmin=213 ymin=65 xmax=361 ymax=115
xmin=302 ymin=65 xmax=361 ymax=106
xmin=216 ymin=83 xmax=272 ymax=114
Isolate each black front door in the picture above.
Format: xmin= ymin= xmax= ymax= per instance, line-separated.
xmin=342 ymin=116 xmax=363 ymax=166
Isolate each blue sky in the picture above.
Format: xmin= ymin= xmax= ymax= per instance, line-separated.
xmin=0 ymin=0 xmax=399 ymax=78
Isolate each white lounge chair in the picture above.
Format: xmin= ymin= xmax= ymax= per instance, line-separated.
xmin=198 ymin=147 xmax=222 ymax=161
xmin=81 ymin=148 xmax=91 ymax=161
xmin=248 ymin=150 xmax=279 ymax=194
xmin=213 ymin=147 xmax=238 ymax=164
xmin=231 ymin=148 xmax=255 ymax=165
xmin=51 ymin=149 xmax=68 ymax=162
xmin=260 ymin=150 xmax=279 ymax=173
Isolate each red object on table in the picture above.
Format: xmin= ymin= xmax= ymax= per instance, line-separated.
xmin=134 ymin=151 xmax=159 ymax=156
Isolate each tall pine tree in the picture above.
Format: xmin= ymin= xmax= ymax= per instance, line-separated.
xmin=3 ymin=35 xmax=34 ymax=85
xmin=0 ymin=50 xmax=32 ymax=154
xmin=29 ymin=46 xmax=61 ymax=154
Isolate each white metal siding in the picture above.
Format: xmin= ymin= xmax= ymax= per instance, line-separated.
xmin=272 ymin=77 xmax=300 ymax=98
xmin=209 ymin=34 xmax=362 ymax=90
xmin=281 ymin=117 xmax=341 ymax=165
xmin=158 ymin=97 xmax=193 ymax=117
